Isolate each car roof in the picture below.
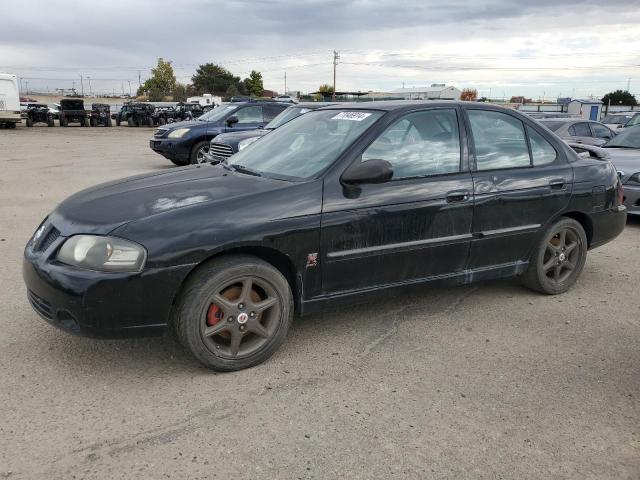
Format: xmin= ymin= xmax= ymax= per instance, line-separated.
xmin=315 ymin=100 xmax=515 ymax=113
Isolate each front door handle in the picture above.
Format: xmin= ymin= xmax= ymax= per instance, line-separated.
xmin=549 ymin=178 xmax=566 ymax=190
xmin=446 ymin=190 xmax=470 ymax=203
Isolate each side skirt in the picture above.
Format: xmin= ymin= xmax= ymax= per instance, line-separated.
xmin=299 ymin=261 xmax=528 ymax=316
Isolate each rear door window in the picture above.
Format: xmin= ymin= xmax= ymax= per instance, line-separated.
xmin=526 ymin=126 xmax=557 ymax=166
xmin=235 ymin=106 xmax=263 ymax=124
xmin=468 ymin=110 xmax=531 ymax=170
xmin=590 ymin=123 xmax=613 ymax=138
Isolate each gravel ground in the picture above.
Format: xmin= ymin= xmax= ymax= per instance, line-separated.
xmin=0 ymin=125 xmax=638 ymax=479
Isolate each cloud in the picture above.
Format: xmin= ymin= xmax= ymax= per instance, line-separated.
xmin=1 ymin=0 xmax=639 ymax=98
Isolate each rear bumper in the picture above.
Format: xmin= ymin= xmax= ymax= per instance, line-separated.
xmin=623 ymin=184 xmax=640 ymax=216
xmin=0 ymin=111 xmax=21 ymax=122
xmin=589 ymin=205 xmax=627 ymax=249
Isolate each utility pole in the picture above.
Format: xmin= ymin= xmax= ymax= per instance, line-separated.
xmin=128 ymin=80 xmax=132 ymax=96
xmin=25 ymin=80 xmax=29 ymax=94
xmin=87 ymin=76 xmax=92 ymax=96
xmin=138 ymin=70 xmax=142 ymax=87
xmin=332 ymin=50 xmax=340 ymax=101
xmin=284 ymin=72 xmax=287 ymax=95
xmin=79 ymin=74 xmax=84 ymax=97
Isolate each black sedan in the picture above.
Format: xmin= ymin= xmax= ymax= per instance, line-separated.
xmin=23 ymin=102 xmax=626 ymax=371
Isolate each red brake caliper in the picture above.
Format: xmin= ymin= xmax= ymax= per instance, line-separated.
xmin=206 ymin=304 xmax=224 ymax=326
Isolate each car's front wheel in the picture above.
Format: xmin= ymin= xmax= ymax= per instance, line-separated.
xmin=174 ymin=255 xmax=293 ymax=371
xmin=521 ymin=217 xmax=588 ymax=295
xmin=190 ymin=140 xmax=210 ymax=164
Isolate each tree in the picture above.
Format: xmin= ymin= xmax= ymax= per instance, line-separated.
xmin=191 ymin=63 xmax=241 ymax=96
xmin=315 ymin=84 xmax=334 ymax=101
xmin=460 ymin=88 xmax=478 ymax=101
xmin=601 ymin=90 xmax=637 ymax=106
xmin=225 ymin=84 xmax=239 ymax=99
xmin=138 ymin=58 xmax=176 ymax=101
xmin=172 ymin=83 xmax=189 ymax=102
xmin=243 ymin=70 xmax=264 ymax=97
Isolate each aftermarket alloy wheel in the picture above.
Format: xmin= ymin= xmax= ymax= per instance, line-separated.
xmin=190 ymin=140 xmax=210 ymax=164
xmin=174 ymin=255 xmax=293 ymax=371
xmin=521 ymin=217 xmax=587 ymax=295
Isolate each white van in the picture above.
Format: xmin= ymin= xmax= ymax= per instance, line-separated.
xmin=0 ymin=74 xmax=21 ymax=128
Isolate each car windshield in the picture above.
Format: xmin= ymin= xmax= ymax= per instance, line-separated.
xmin=228 ymin=109 xmax=382 ymax=180
xmin=602 ymin=115 xmax=632 ymax=124
xmin=265 ymin=106 xmax=313 ymax=130
xmin=197 ymin=104 xmax=237 ymax=122
xmin=539 ymin=120 xmax=565 ymax=132
xmin=603 ymin=125 xmax=640 ymax=149
xmin=626 ymin=114 xmax=640 ymax=127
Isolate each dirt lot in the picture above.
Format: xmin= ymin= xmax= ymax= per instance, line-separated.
xmin=0 ymin=125 xmax=638 ymax=479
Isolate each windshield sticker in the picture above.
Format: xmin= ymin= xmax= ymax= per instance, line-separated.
xmin=331 ymin=111 xmax=372 ymax=121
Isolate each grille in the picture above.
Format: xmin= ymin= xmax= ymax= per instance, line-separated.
xmin=35 ymin=227 xmax=60 ymax=252
xmin=27 ymin=290 xmax=53 ymax=320
xmin=209 ymin=143 xmax=234 ymax=159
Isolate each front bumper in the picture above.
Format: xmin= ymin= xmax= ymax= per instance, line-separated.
xmin=23 ymin=231 xmax=195 ymax=339
xmin=149 ymin=138 xmax=191 ymax=161
xmin=623 ymin=184 xmax=640 ymax=216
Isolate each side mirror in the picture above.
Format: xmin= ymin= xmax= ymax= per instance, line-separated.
xmin=226 ymin=115 xmax=239 ymax=126
xmin=342 ymin=159 xmax=393 ymax=185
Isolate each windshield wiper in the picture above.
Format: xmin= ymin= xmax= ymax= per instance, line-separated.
xmin=229 ymin=164 xmax=262 ymax=177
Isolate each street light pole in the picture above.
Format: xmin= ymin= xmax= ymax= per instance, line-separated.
xmin=79 ymin=74 xmax=84 ymax=97
xmin=332 ymin=50 xmax=340 ymax=101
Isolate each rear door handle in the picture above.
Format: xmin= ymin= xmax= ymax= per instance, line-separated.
xmin=446 ymin=190 xmax=470 ymax=203
xmin=549 ymin=178 xmax=566 ymax=190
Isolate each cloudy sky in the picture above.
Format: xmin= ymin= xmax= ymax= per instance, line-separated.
xmin=1 ymin=0 xmax=639 ymax=99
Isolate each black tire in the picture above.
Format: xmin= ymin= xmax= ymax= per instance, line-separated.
xmin=521 ymin=217 xmax=588 ymax=295
xmin=90 ymin=117 xmax=97 ymax=127
xmin=106 ymin=118 xmax=112 ymax=127
xmin=26 ymin=117 xmax=33 ymax=127
xmin=116 ymin=118 xmax=121 ymax=126
xmin=190 ymin=140 xmax=210 ymax=164
xmin=158 ymin=117 xmax=166 ymax=126
xmin=128 ymin=117 xmax=137 ymax=127
xmin=174 ymin=255 xmax=293 ymax=371
xmin=61 ymin=116 xmax=68 ymax=127
xmin=146 ymin=116 xmax=154 ymax=127
xmin=170 ymin=158 xmax=189 ymax=166
xmin=47 ymin=117 xmax=54 ymax=127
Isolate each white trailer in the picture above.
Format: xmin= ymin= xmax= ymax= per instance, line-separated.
xmin=0 ymin=73 xmax=21 ymax=128
xmin=187 ymin=93 xmax=222 ymax=108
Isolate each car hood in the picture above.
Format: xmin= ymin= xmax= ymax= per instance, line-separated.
xmin=51 ymin=164 xmax=289 ymax=235
xmin=213 ymin=129 xmax=269 ymax=144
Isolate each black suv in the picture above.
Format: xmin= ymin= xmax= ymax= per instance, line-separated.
xmin=149 ymin=100 xmax=289 ymax=165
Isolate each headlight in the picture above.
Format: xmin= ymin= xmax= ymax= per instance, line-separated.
xmin=168 ymin=128 xmax=190 ymax=139
xmin=238 ymin=137 xmax=259 ymax=150
xmin=57 ymin=235 xmax=146 ymax=272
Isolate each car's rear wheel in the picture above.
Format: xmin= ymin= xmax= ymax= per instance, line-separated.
xmin=174 ymin=255 xmax=293 ymax=371
xmin=26 ymin=117 xmax=33 ymax=127
xmin=521 ymin=217 xmax=587 ymax=295
xmin=90 ymin=117 xmax=97 ymax=127
xmin=129 ymin=118 xmax=137 ymax=127
xmin=115 ymin=118 xmax=121 ymax=126
xmin=190 ymin=140 xmax=210 ymax=164
xmin=61 ymin=116 xmax=68 ymax=127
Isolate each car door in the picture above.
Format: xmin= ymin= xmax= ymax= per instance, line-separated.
xmin=568 ymin=122 xmax=597 ymax=145
xmin=465 ymin=108 xmax=573 ymax=269
xmin=320 ymin=107 xmax=474 ymax=294
xmin=224 ymin=105 xmax=265 ymax=133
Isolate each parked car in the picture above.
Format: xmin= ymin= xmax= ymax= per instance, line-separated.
xmin=206 ymin=102 xmax=333 ymax=163
xmin=58 ymin=99 xmax=87 ymax=127
xmin=601 ymin=112 xmax=640 ymax=132
xmin=48 ymin=103 xmax=60 ymax=120
xmin=274 ymin=95 xmax=297 ymax=103
xmin=538 ymin=118 xmax=616 ymax=146
xmin=24 ymin=103 xmax=55 ymax=127
xmin=149 ymin=100 xmax=289 ymax=165
xmin=23 ymin=101 xmax=626 ymax=371
xmin=88 ymin=103 xmax=112 ymax=127
xmin=598 ymin=126 xmax=640 ymax=217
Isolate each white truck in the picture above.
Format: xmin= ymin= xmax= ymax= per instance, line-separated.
xmin=187 ymin=93 xmax=222 ymax=108
xmin=0 ymin=73 xmax=21 ymax=128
